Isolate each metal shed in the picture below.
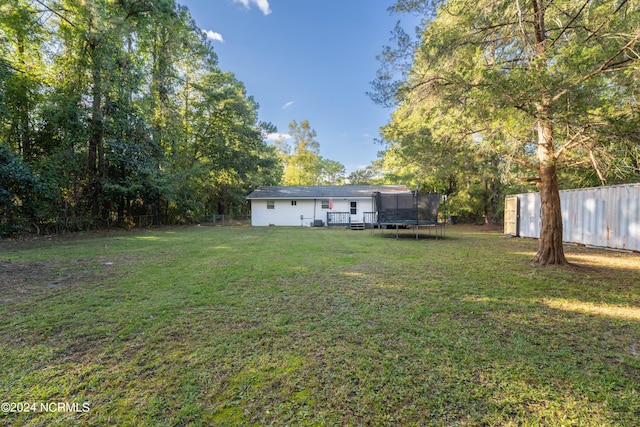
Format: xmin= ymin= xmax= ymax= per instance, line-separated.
xmin=505 ymin=183 xmax=640 ymax=251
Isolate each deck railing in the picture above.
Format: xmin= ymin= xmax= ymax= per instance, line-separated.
xmin=327 ymin=212 xmax=351 ymax=226
xmin=363 ymin=212 xmax=376 ymax=225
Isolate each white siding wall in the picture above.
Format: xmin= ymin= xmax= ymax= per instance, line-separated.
xmin=251 ymin=199 xmax=316 ymax=226
xmin=327 ymin=198 xmax=376 ymax=219
xmin=250 ymin=197 xmax=376 ymax=226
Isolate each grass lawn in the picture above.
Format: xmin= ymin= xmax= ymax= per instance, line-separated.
xmin=1 ymin=225 xmax=639 ymax=426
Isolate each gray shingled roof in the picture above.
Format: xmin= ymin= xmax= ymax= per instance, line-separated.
xmin=246 ymin=185 xmax=411 ymax=200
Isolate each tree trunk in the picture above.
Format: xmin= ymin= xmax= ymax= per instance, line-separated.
xmin=531 ymin=0 xmax=567 ymax=266
xmin=532 ymin=115 xmax=568 ymax=265
xmin=17 ymin=36 xmax=31 ymax=159
xmin=217 ymin=191 xmax=226 ymax=216
xmin=88 ymin=46 xmax=104 ymax=218
xmin=87 ymin=50 xmax=101 ymax=174
xmin=533 ymin=163 xmax=567 ymax=265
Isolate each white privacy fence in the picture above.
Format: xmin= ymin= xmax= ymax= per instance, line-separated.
xmin=505 ymin=183 xmax=640 ymax=252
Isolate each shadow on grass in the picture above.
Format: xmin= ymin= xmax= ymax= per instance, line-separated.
xmin=373 ymin=229 xmax=458 ymax=241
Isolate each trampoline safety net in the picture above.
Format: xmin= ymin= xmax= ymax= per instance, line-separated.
xmin=374 ymin=192 xmax=440 ymax=225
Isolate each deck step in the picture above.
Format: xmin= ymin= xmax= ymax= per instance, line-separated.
xmin=350 ymin=222 xmax=365 ymax=230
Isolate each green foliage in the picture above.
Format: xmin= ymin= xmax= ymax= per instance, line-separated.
xmin=374 ymin=0 xmax=640 ymax=224
xmin=0 ymin=146 xmax=55 ymax=233
xmin=276 ymin=119 xmax=345 ymax=186
xmin=346 ymin=163 xmax=381 ymax=185
xmin=0 ymin=0 xmax=281 ymax=227
xmin=317 ymin=158 xmax=346 ymax=185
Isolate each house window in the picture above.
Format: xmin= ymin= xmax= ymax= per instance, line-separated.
xmin=321 ymin=200 xmax=329 ymax=209
xmin=267 ymin=200 xmax=275 ymax=209
xmin=291 ymin=200 xmax=297 ymax=206
xmin=350 ymin=201 xmax=357 ymax=215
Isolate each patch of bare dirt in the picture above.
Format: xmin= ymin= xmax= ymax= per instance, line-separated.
xmin=0 ymin=225 xmax=174 ymax=248
xmin=0 ymin=257 xmax=127 ymax=305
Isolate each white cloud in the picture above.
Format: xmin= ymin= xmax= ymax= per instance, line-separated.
xmin=202 ymin=29 xmax=224 ymax=42
xmin=266 ymin=132 xmax=292 ymax=141
xmin=253 ymin=0 xmax=272 ymax=15
xmin=233 ymin=0 xmax=272 ymax=15
xmin=281 ymin=101 xmax=295 ymax=110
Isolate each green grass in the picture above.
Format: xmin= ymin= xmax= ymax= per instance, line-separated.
xmin=1 ymin=225 xmax=639 ymax=426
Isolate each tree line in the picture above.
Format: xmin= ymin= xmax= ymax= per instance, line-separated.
xmin=3 ymin=0 xmax=639 ymax=254
xmin=1 ymin=0 xmax=282 ymax=233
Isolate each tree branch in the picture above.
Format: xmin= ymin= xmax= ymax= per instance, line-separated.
xmin=510 ymin=154 xmax=538 ymax=171
xmin=554 ymin=124 xmax=589 ymax=160
xmin=582 ymin=33 xmax=640 ymax=82
xmin=0 ymin=59 xmax=25 ymax=74
xmin=33 ymin=0 xmax=75 ymax=28
xmin=547 ymin=0 xmax=590 ymax=50
xmin=515 ymin=0 xmax=534 ymax=52
xmin=589 ymin=149 xmax=607 ymax=185
xmin=583 ymin=0 xmax=630 ymax=43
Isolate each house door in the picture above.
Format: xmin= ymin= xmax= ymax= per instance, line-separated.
xmin=350 ymin=201 xmax=357 ymax=216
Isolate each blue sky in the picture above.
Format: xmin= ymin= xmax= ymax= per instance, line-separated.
xmin=177 ymin=0 xmax=416 ymax=174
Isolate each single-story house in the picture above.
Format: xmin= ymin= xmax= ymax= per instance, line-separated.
xmin=246 ymin=185 xmax=411 ymax=227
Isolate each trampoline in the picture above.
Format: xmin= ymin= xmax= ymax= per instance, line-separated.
xmin=373 ymin=192 xmax=445 ymax=239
